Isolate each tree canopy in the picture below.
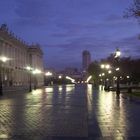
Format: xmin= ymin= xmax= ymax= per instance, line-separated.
xmin=88 ymin=55 xmax=140 ymax=84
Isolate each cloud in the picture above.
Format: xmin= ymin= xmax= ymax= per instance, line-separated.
xmin=0 ymin=0 xmax=139 ymax=69
xmin=42 ymin=37 xmax=116 ymax=64
xmin=112 ymin=35 xmax=140 ymax=57
xmin=15 ymin=0 xmax=48 ymax=18
xmin=42 ymin=34 xmax=140 ymax=64
xmin=13 ymin=0 xmax=49 ymax=27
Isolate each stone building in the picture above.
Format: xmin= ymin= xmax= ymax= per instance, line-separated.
xmin=0 ymin=24 xmax=44 ymax=89
xmin=28 ymin=45 xmax=44 ymax=88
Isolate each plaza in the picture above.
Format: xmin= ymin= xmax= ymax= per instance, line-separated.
xmin=0 ymin=84 xmax=140 ymax=139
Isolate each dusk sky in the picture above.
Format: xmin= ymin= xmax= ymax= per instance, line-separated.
xmin=0 ymin=0 xmax=140 ymax=69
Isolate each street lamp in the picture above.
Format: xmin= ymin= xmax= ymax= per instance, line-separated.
xmin=101 ymin=64 xmax=105 ymax=69
xmin=45 ymin=71 xmax=53 ymax=85
xmin=105 ymin=64 xmax=110 ymax=69
xmin=32 ymin=69 xmax=42 ymax=90
xmin=58 ymin=75 xmax=62 ymax=79
xmin=115 ymin=48 xmax=121 ymax=58
xmin=127 ymin=76 xmax=130 ymax=79
xmin=127 ymin=75 xmax=132 ymax=93
xmin=114 ymin=48 xmax=121 ymax=95
xmin=116 ymin=67 xmax=120 ymax=71
xmin=26 ymin=66 xmax=32 ymax=92
xmin=99 ymin=72 xmax=108 ymax=90
xmin=101 ymin=73 xmax=105 ymax=76
xmin=108 ymin=70 xmax=112 ymax=74
xmin=100 ymin=64 xmax=111 ymax=90
xmin=45 ymin=71 xmax=53 ymax=76
xmin=101 ymin=64 xmax=111 ymax=69
xmin=0 ymin=56 xmax=10 ymax=96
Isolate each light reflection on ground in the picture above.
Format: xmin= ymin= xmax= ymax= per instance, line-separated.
xmin=0 ymin=85 xmax=140 ymax=139
xmin=66 ymin=84 xmax=75 ymax=93
xmin=87 ymin=85 xmax=135 ymax=139
xmin=45 ymin=87 xmax=54 ymax=93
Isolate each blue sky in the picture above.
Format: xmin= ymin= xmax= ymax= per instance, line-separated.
xmin=0 ymin=0 xmax=140 ymax=69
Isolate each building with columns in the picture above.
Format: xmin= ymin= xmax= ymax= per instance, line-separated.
xmin=0 ymin=24 xmax=44 ymax=89
xmin=28 ymin=45 xmax=44 ymax=88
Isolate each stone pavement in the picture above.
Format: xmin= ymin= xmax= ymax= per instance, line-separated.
xmin=0 ymin=84 xmax=140 ymax=140
xmin=87 ymin=85 xmax=140 ymax=140
xmin=0 ymin=85 xmax=88 ymax=140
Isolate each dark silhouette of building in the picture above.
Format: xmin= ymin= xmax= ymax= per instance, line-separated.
xmin=82 ymin=50 xmax=91 ymax=72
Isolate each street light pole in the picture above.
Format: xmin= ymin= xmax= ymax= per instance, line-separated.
xmin=29 ymin=69 xmax=32 ymax=92
xmin=114 ymin=48 xmax=121 ymax=95
xmin=0 ymin=62 xmax=3 ymax=96
xmin=27 ymin=67 xmax=42 ymax=91
xmin=116 ymin=73 xmax=120 ymax=94
xmin=29 ymin=54 xmax=32 ymax=92
xmin=34 ymin=74 xmax=37 ymax=90
xmin=26 ymin=66 xmax=32 ymax=92
xmin=0 ymin=56 xmax=9 ymax=96
xmin=32 ymin=69 xmax=42 ymax=90
xmin=100 ymin=64 xmax=111 ymax=91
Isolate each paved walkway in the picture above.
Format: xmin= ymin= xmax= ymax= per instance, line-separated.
xmin=0 ymin=84 xmax=140 ymax=139
xmin=87 ymin=85 xmax=140 ymax=140
xmin=0 ymin=85 xmax=88 ymax=140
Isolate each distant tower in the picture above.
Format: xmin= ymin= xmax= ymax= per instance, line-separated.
xmin=82 ymin=50 xmax=91 ymax=72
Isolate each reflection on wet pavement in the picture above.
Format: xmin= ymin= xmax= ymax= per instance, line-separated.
xmin=87 ymin=85 xmax=140 ymax=139
xmin=0 ymin=85 xmax=88 ymax=139
xmin=0 ymin=84 xmax=140 ymax=139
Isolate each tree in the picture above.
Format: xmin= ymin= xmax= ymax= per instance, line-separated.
xmin=124 ymin=0 xmax=140 ymax=20
xmin=102 ymin=56 xmax=140 ymax=84
xmin=88 ymin=61 xmax=101 ymax=85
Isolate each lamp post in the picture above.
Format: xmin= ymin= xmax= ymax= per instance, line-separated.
xmin=26 ymin=53 xmax=33 ymax=92
xmin=32 ymin=69 xmax=42 ymax=90
xmin=114 ymin=48 xmax=121 ymax=95
xmin=100 ymin=64 xmax=111 ymax=91
xmin=0 ymin=56 xmax=9 ymax=96
xmin=107 ymin=70 xmax=112 ymax=91
xmin=45 ymin=71 xmax=53 ymax=85
xmin=26 ymin=66 xmax=32 ymax=92
xmin=26 ymin=67 xmax=42 ymax=91
xmin=0 ymin=62 xmax=2 ymax=96
xmin=127 ymin=75 xmax=132 ymax=93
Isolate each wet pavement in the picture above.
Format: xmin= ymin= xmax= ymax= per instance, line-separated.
xmin=0 ymin=84 xmax=140 ymax=140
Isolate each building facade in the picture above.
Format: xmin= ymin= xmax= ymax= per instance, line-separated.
xmin=82 ymin=50 xmax=91 ymax=72
xmin=0 ymin=24 xmax=44 ymax=89
xmin=28 ymin=46 xmax=44 ymax=88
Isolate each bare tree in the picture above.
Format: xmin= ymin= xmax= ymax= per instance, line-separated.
xmin=124 ymin=0 xmax=140 ymax=19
